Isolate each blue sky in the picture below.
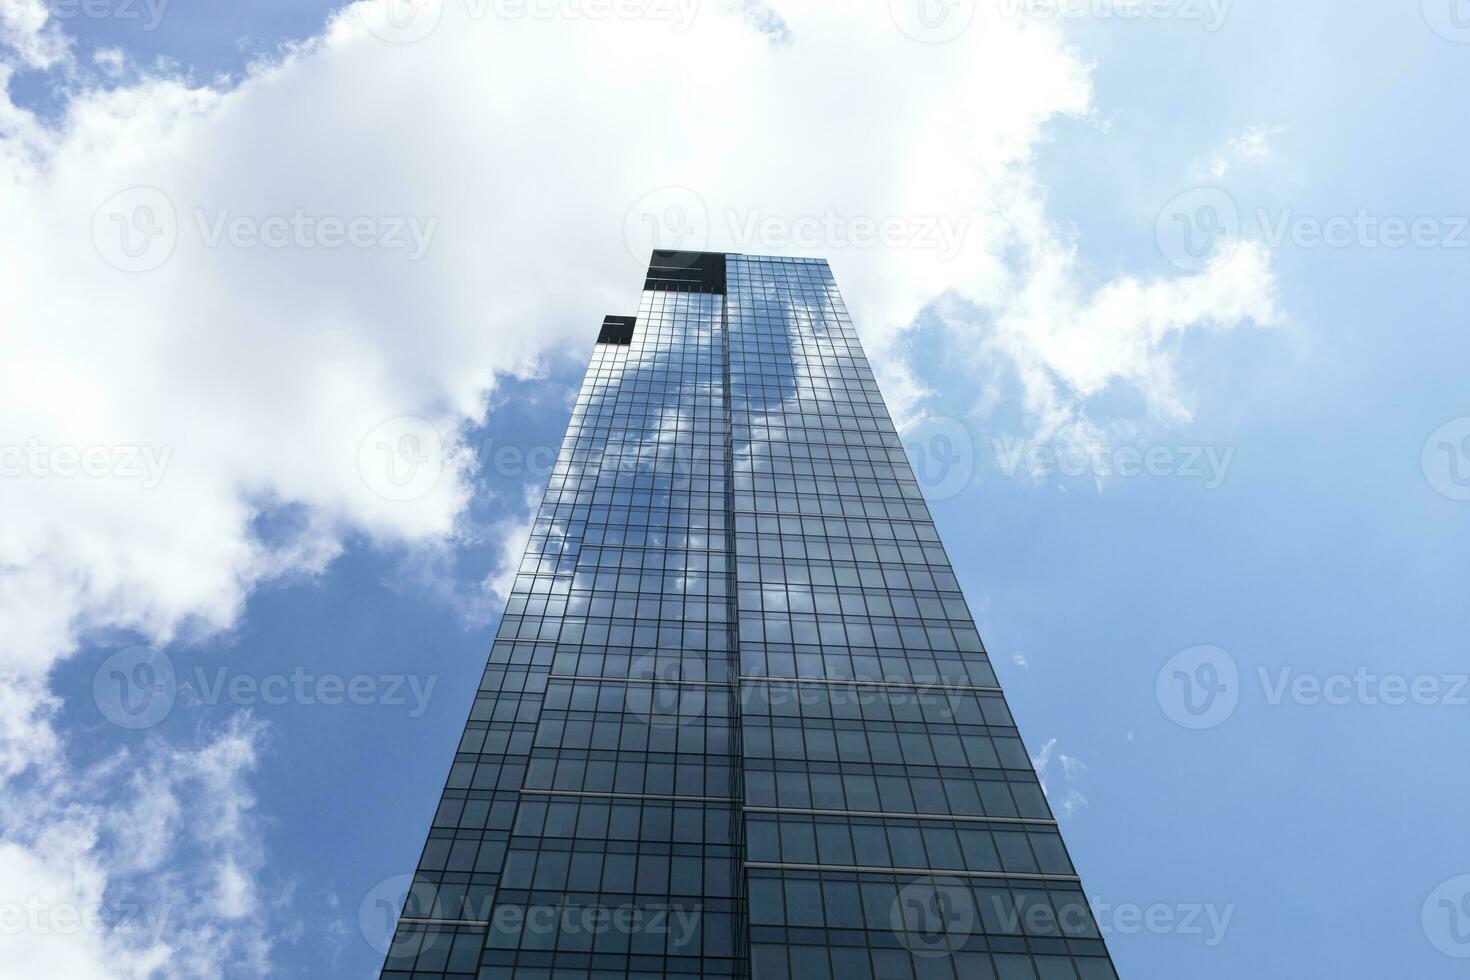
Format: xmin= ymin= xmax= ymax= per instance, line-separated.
xmin=1 ymin=1 xmax=1467 ymax=978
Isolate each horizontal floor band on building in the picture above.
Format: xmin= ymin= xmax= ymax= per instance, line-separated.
xmin=743 ymin=805 xmax=1058 ymax=826
xmin=520 ymin=788 xmax=742 ymax=804
xmin=544 ymin=673 xmax=1004 ymax=694
xmin=743 ymin=861 xmax=1082 ymax=882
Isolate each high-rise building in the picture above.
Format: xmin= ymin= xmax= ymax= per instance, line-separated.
xmin=378 ymin=251 xmax=1120 ymax=980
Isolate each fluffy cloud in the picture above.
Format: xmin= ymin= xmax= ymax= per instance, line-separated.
xmin=0 ymin=1 xmax=1281 ymax=974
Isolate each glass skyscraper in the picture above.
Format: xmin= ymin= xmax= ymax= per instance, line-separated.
xmin=378 ymin=251 xmax=1120 ymax=980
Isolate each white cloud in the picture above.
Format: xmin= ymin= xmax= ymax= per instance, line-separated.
xmin=1209 ymin=123 xmax=1286 ymax=178
xmin=0 ymin=0 xmax=69 ymax=70
xmin=0 ymin=1 xmax=1282 ymax=973
xmin=0 ymin=714 xmax=272 ymax=979
xmin=1031 ymin=737 xmax=1091 ymax=819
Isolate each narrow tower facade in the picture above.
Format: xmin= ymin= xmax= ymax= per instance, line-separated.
xmin=379 ymin=252 xmax=1119 ymax=980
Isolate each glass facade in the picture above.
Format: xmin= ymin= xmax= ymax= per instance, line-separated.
xmin=379 ymin=252 xmax=1120 ymax=980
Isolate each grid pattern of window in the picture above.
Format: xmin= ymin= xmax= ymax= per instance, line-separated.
xmin=379 ymin=254 xmax=1120 ymax=980
xmin=726 ymin=255 xmax=1115 ymax=980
